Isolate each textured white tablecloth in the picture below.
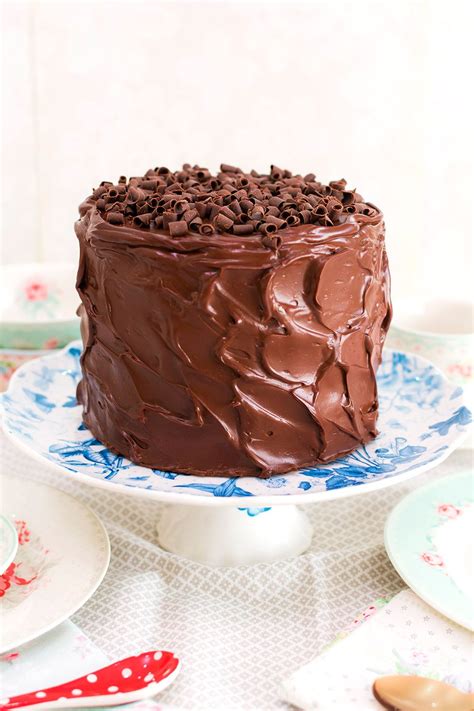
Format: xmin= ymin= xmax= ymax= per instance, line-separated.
xmin=1 ymin=431 xmax=471 ymax=710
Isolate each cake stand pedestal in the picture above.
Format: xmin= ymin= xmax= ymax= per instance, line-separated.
xmin=157 ymin=504 xmax=313 ymax=567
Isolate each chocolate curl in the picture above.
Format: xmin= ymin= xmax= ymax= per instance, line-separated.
xmin=199 ymin=223 xmax=215 ymax=236
xmin=183 ymin=208 xmax=198 ymax=223
xmin=263 ymin=206 xmax=277 ymax=218
xmin=265 ymin=215 xmax=286 ymax=229
xmin=233 ymin=224 xmax=254 ymax=235
xmin=152 ymin=216 xmax=164 ymax=229
xmin=250 ymin=206 xmax=265 ymax=221
xmin=189 ymin=216 xmax=203 ymax=232
xmin=140 ymin=179 xmax=159 ymax=191
xmin=219 ymin=205 xmax=237 ymax=221
xmin=346 ymin=205 xmax=356 ymax=214
xmin=208 ymin=203 xmax=221 ymax=220
xmin=105 ymin=201 xmax=123 ymax=213
xmin=286 ymin=215 xmax=300 ymax=226
xmin=342 ymin=190 xmax=356 ymax=205
xmin=172 ymin=199 xmax=188 ymax=215
xmin=304 ymin=173 xmax=316 ymax=182
xmin=270 ymin=165 xmax=284 ymax=180
xmin=128 ymin=187 xmax=147 ymax=203
xmin=93 ymin=186 xmax=107 ymax=199
xmin=312 ymin=205 xmax=327 ymax=218
xmin=329 ymin=179 xmax=347 ymax=191
xmin=220 ymin=164 xmax=242 ymax=173
xmin=157 ymin=166 xmax=170 ymax=175
xmin=249 ymin=188 xmax=264 ymax=201
xmin=96 ymin=198 xmax=106 ymax=210
xmin=326 ymin=198 xmax=343 ymax=213
xmin=162 ymin=211 xmax=177 ymax=229
xmin=235 ymin=213 xmax=251 ymax=224
xmin=268 ymin=196 xmax=284 ymax=208
xmin=215 ymin=213 xmax=234 ymax=231
xmin=240 ymin=199 xmax=254 ymax=213
xmin=259 ymin=222 xmax=277 ymax=236
xmin=133 ymin=213 xmax=152 ymax=227
xmin=196 ymin=168 xmax=211 ymax=181
xmin=169 ymin=220 xmax=188 ymax=237
xmin=100 ymin=180 xmax=113 ymax=187
xmin=262 ymin=234 xmax=282 ymax=250
xmin=229 ymin=199 xmax=242 ymax=216
xmin=306 ymin=194 xmax=322 ymax=208
xmin=299 ymin=209 xmax=312 ymax=224
xmin=106 ymin=212 xmax=124 ymax=225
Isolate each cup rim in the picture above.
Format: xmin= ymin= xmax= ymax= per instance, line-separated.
xmin=390 ymin=322 xmax=474 ymax=340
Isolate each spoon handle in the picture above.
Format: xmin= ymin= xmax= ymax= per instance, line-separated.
xmin=0 ymin=650 xmax=180 ymax=709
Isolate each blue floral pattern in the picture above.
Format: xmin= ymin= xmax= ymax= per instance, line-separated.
xmin=0 ymin=342 xmax=471 ymax=501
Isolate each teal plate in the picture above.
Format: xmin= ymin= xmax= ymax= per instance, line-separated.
xmin=0 ymin=514 xmax=18 ymax=575
xmin=385 ymin=469 xmax=474 ymax=630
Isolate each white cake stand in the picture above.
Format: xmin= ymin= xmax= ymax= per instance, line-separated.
xmin=1 ymin=343 xmax=471 ymax=566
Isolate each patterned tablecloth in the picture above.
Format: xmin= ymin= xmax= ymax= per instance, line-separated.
xmin=1 ymin=431 xmax=471 ymax=710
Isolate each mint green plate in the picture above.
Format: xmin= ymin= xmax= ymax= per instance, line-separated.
xmin=385 ymin=469 xmax=474 ymax=630
xmin=0 ymin=514 xmax=18 ymax=575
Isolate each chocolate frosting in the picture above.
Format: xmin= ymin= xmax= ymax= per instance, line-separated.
xmin=76 ymin=182 xmax=392 ymax=477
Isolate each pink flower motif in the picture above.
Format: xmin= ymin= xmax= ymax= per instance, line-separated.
xmin=15 ymin=520 xmax=31 ymax=545
xmin=0 ymin=652 xmax=20 ymax=663
xmin=44 ymin=337 xmax=59 ymax=349
xmin=421 ymin=551 xmax=444 ymax=567
xmin=438 ymin=503 xmax=460 ymax=519
xmin=24 ymin=280 xmax=48 ymax=302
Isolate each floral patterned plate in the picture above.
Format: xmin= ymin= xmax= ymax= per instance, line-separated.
xmin=0 ymin=477 xmax=110 ymax=653
xmin=385 ymin=469 xmax=474 ymax=630
xmin=0 ymin=342 xmax=471 ymax=506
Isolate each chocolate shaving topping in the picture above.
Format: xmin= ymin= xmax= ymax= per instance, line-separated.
xmin=85 ymin=164 xmax=380 ymax=238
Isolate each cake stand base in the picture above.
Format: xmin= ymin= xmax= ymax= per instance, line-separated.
xmin=157 ymin=504 xmax=313 ymax=567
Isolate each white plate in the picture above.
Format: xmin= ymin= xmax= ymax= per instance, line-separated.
xmin=0 ymin=343 xmax=471 ymax=506
xmin=0 ymin=477 xmax=110 ymax=653
xmin=385 ymin=469 xmax=474 ymax=630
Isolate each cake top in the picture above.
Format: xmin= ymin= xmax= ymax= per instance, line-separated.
xmin=81 ymin=164 xmax=380 ymax=238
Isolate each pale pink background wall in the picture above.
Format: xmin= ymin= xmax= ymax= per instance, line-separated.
xmin=2 ymin=0 xmax=473 ymax=306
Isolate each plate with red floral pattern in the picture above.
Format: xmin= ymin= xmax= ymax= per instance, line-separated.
xmin=0 ymin=477 xmax=110 ymax=653
xmin=385 ymin=468 xmax=474 ymax=630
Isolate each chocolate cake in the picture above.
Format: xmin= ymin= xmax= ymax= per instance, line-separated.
xmin=76 ymin=164 xmax=392 ymax=477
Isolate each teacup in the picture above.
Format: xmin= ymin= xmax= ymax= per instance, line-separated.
xmin=386 ymin=299 xmax=473 ymax=447
xmin=0 ymin=263 xmax=80 ymax=350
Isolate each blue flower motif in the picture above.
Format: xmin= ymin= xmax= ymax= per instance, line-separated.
xmin=238 ymin=507 xmax=272 ymax=516
xmin=152 ymin=469 xmax=178 ymax=480
xmin=23 ymin=388 xmax=56 ymax=413
xmin=426 ymin=406 xmax=472 ymax=437
xmin=265 ymin=476 xmax=287 ymax=488
xmin=298 ymin=481 xmax=311 ymax=491
xmin=175 ymin=477 xmax=253 ymax=497
xmin=49 ymin=438 xmax=132 ymax=479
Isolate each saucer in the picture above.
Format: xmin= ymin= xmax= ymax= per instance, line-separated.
xmin=0 ymin=478 xmax=110 ymax=653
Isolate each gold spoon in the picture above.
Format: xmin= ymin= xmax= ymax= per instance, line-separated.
xmin=373 ymin=675 xmax=474 ymax=711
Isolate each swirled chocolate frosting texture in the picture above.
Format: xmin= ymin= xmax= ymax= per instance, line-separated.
xmin=76 ymin=163 xmax=391 ymax=477
xmin=76 ymin=212 xmax=391 ymax=477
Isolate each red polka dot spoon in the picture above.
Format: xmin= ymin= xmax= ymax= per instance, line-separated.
xmin=373 ymin=675 xmax=474 ymax=711
xmin=0 ymin=650 xmax=180 ymax=709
